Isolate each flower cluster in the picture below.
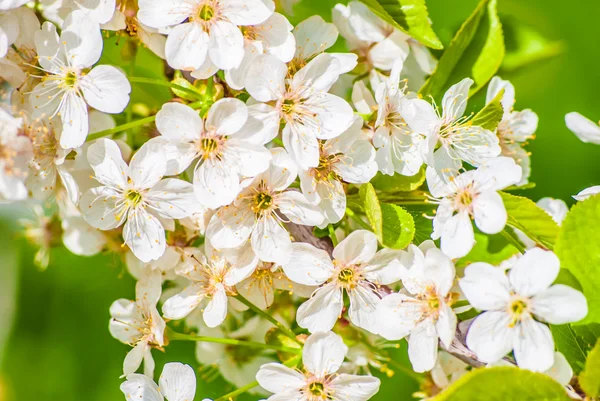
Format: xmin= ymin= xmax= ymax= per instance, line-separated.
xmin=1 ymin=1 xmax=593 ymax=400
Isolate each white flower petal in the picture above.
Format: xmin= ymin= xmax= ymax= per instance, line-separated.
xmin=221 ymin=0 xmax=274 ymax=25
xmin=297 ymin=284 xmax=343 ymax=333
xmin=120 ymin=372 xmax=163 ymax=401
xmin=62 ymin=10 xmax=103 ymax=67
xmin=281 ymin=242 xmax=333 ymax=286
xmin=278 ymin=191 xmax=324 ymax=226
xmin=81 ymin=65 xmax=131 ymax=114
xmin=508 ymin=248 xmax=560 ymax=297
xmin=80 ymin=186 xmax=127 ymax=230
xmin=408 ymin=320 xmax=438 ymax=373
xmin=156 ymin=102 xmax=203 ymax=142
xmin=466 ymin=311 xmax=515 ymax=364
xmin=436 ymin=302 xmax=457 ymax=348
xmin=348 ymin=285 xmax=380 ymax=332
xmin=59 ymin=92 xmax=89 ymax=149
xmin=439 ymin=211 xmax=475 ymax=259
xmin=123 ymin=341 xmax=148 ymax=376
xmin=329 ymin=374 xmax=380 ymax=401
xmin=333 ymin=229 xmax=377 ymax=265
xmin=245 ymin=54 xmax=286 ymax=102
xmin=86 ymin=138 xmax=128 ymax=188
xmin=565 ymin=112 xmax=600 ymax=145
xmin=472 ymin=191 xmax=507 ymax=234
xmin=375 ymin=293 xmax=423 ymax=340
xmin=251 ymin=215 xmax=291 ymax=264
xmin=459 ymin=262 xmax=511 ymax=310
xmin=442 ymin=78 xmax=472 ymax=122
xmin=208 ymin=20 xmax=245 ymax=70
xmin=293 ymin=15 xmax=337 ymax=60
xmin=256 ymin=363 xmax=305 ymax=394
xmin=123 ymin=207 xmax=166 ymax=262
xmin=207 ymin=204 xmax=255 ymax=249
xmin=303 ymin=331 xmax=347 ymax=377
xmin=146 ymin=178 xmax=197 ymax=219
xmin=194 ymin=160 xmax=240 ymax=209
xmin=165 ymin=22 xmax=209 ymax=70
xmin=162 ymin=283 xmax=205 ymax=320
xmin=158 ymin=363 xmax=196 ymax=401
xmin=282 ymin=122 xmax=320 ymax=170
xmin=128 ymin=140 xmax=167 ymax=190
xmin=574 ymin=185 xmax=600 ymax=201
xmin=203 ymin=284 xmax=228 ymax=327
xmin=513 ymin=318 xmax=554 ymax=372
xmin=531 ymin=284 xmax=588 ymax=324
xmin=264 ymin=147 xmax=298 ymax=191
xmin=137 ymin=0 xmax=190 ymax=28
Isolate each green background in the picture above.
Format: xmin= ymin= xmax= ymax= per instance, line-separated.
xmin=1 ymin=0 xmax=599 ymax=400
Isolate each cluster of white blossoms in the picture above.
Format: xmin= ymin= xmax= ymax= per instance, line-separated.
xmin=1 ymin=0 xmax=593 ymax=400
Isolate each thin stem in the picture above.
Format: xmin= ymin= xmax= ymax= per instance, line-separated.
xmin=328 ymin=224 xmax=338 ymax=246
xmin=169 ymin=330 xmax=301 ymax=354
xmin=234 ymin=294 xmax=302 ymax=345
xmin=87 ymin=100 xmax=204 ymax=141
xmin=500 ymin=228 xmax=526 ymax=254
xmin=345 ymin=208 xmax=372 ymax=231
xmin=125 ymin=45 xmax=137 ymax=146
xmin=213 ymin=355 xmax=302 ymax=401
xmin=128 ymin=76 xmax=203 ymax=99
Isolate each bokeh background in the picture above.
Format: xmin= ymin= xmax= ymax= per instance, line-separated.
xmin=1 ymin=0 xmax=599 ymax=400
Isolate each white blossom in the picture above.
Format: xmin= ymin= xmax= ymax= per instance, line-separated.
xmin=427 ymin=156 xmax=523 ymax=259
xmin=0 ymin=108 xmax=32 ymax=201
xmin=403 ymin=78 xmax=501 ymax=178
xmin=137 ymin=0 xmax=274 ymax=71
xmin=109 ymin=269 xmax=166 ymax=377
xmin=282 ymin=230 xmax=404 ymax=333
xmin=30 ymin=11 xmax=131 ymax=148
xmin=486 ymin=77 xmax=538 ymax=185
xmin=206 ymin=147 xmax=323 ymax=264
xmin=299 ymin=116 xmax=377 ymax=227
xmin=460 ymin=248 xmax=588 ymax=371
xmin=80 ymin=138 xmax=197 ymax=262
xmin=565 ymin=111 xmax=600 ymax=144
xmin=256 ymin=331 xmax=381 ymax=401
xmin=152 ymin=99 xmax=271 ymax=209
xmin=245 ymin=52 xmax=355 ymax=169
xmin=120 ymin=362 xmax=196 ymax=401
xmin=376 ymin=241 xmax=458 ymax=372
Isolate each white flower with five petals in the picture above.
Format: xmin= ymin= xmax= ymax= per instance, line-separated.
xmin=137 ymin=0 xmax=274 ymax=71
xmin=256 ymin=331 xmax=381 ymax=401
xmin=376 ymin=241 xmax=458 ymax=373
xmin=281 ymin=230 xmax=404 ymax=333
xmin=30 ymin=11 xmax=131 ymax=148
xmin=299 ymin=116 xmax=377 ymax=227
xmin=152 ymin=99 xmax=271 ymax=209
xmin=120 ymin=362 xmax=196 ymax=401
xmin=459 ymin=248 xmax=588 ymax=372
xmin=109 ymin=269 xmax=166 ymax=377
xmin=403 ymin=78 xmax=501 ymax=178
xmin=245 ymin=53 xmax=355 ymax=170
xmin=206 ymin=147 xmax=323 ymax=264
xmin=486 ymin=76 xmax=538 ymax=185
xmin=427 ymin=156 xmax=523 ymax=259
xmin=80 ymin=139 xmax=197 ymax=262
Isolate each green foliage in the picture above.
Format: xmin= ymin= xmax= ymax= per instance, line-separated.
xmin=555 ymin=194 xmax=600 ymax=324
xmin=500 ymin=192 xmax=559 ymax=250
xmin=551 ymin=324 xmax=592 ymax=373
xmin=456 ymin=233 xmax=518 ymax=268
xmin=433 ymin=366 xmax=570 ymax=401
xmin=358 ymin=0 xmax=442 ymax=49
xmin=501 ymin=17 xmax=565 ymax=72
xmin=265 ymin=328 xmax=302 ymax=363
xmin=171 ymin=75 xmax=203 ymax=101
xmin=420 ymin=0 xmax=504 ymax=99
xmin=359 ymin=183 xmax=415 ymax=249
xmin=98 ymin=37 xmax=170 ymax=111
xmin=370 ymin=168 xmax=426 ymax=192
xmin=471 ymin=88 xmax=504 ymax=130
xmin=580 ymin=340 xmax=600 ymax=398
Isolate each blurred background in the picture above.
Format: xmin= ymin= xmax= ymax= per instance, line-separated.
xmin=1 ymin=0 xmax=599 ymax=400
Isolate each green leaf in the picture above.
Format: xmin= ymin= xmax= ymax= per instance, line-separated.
xmin=501 ymin=17 xmax=565 ymax=72
xmin=380 ymin=203 xmax=415 ymax=249
xmin=265 ymin=328 xmax=302 ymax=363
xmin=358 ymin=0 xmax=442 ymax=49
xmin=471 ymin=88 xmax=504 ymax=130
xmin=170 ymin=76 xmax=201 ymax=101
xmin=555 ymin=194 xmax=600 ymax=324
xmin=500 ymin=192 xmax=559 ymax=250
xmin=456 ymin=232 xmax=518 ymax=268
xmin=580 ymin=340 xmax=600 ymax=397
xmin=359 ymin=183 xmax=415 ymax=248
xmin=370 ymin=168 xmax=426 ymax=192
xmin=550 ymin=324 xmax=589 ymax=373
xmin=420 ymin=0 xmax=504 ymax=99
xmin=433 ymin=366 xmax=570 ymax=401
xmin=359 ymin=183 xmax=382 ymax=238
xmin=572 ymin=324 xmax=600 ymax=350
xmin=405 ymin=205 xmax=434 ymax=244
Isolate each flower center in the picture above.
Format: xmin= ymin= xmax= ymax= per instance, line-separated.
xmin=457 ymin=190 xmax=473 ymax=206
xmin=310 ymin=148 xmax=342 ymax=183
xmin=200 ymin=137 xmax=219 ymax=157
xmin=125 ymin=189 xmax=143 ymax=207
xmin=309 ymin=382 xmax=326 ymax=397
xmin=252 ymin=192 xmax=273 ymax=213
xmin=508 ymin=297 xmax=529 ymax=327
xmin=240 ymin=25 xmax=257 ymax=40
xmin=64 ymin=71 xmax=78 ymax=88
xmin=198 ymin=4 xmax=214 ymax=21
xmin=338 ymin=268 xmax=354 ymax=283
xmin=281 ymin=98 xmax=296 ymax=115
